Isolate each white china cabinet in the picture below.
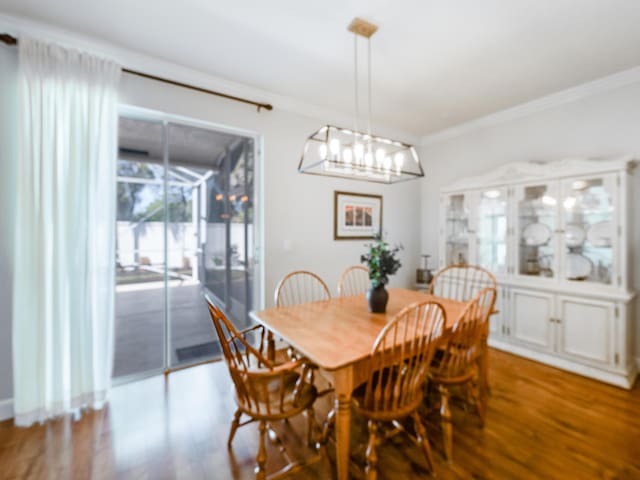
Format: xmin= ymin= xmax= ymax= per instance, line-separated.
xmin=438 ymin=157 xmax=636 ymax=388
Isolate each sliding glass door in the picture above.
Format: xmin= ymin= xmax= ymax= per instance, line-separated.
xmin=113 ymin=113 xmax=258 ymax=380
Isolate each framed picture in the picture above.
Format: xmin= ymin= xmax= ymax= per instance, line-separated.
xmin=334 ymin=191 xmax=382 ymax=240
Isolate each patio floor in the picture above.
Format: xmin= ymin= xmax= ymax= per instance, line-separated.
xmin=113 ymin=282 xmax=250 ymax=378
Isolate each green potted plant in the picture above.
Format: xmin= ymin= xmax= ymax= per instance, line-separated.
xmin=360 ymin=232 xmax=402 ymax=313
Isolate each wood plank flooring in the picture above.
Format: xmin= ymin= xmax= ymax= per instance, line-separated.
xmin=0 ymin=349 xmax=638 ymax=479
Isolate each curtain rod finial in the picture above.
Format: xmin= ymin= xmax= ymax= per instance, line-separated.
xmin=0 ymin=33 xmax=18 ymax=45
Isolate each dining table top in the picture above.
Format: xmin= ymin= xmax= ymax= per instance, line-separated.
xmin=249 ymin=288 xmax=468 ymax=371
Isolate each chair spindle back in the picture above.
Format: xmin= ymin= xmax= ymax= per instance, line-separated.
xmin=429 ymin=264 xmax=496 ymax=302
xmin=206 ymin=297 xmax=301 ymax=417
xmin=362 ymin=301 xmax=445 ymax=416
xmin=275 ymin=270 xmax=331 ymax=307
xmin=431 ymin=287 xmax=496 ymax=380
xmin=337 ymin=265 xmax=370 ymax=297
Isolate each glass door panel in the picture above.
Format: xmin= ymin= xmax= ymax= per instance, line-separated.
xmin=167 ymin=123 xmax=255 ymax=368
xmin=114 ymin=117 xmax=166 ymax=379
xmin=444 ymin=193 xmax=470 ymax=265
xmin=476 ymin=188 xmax=508 ymax=274
xmin=561 ymin=175 xmax=616 ymax=284
xmin=516 ymin=183 xmax=558 ymax=278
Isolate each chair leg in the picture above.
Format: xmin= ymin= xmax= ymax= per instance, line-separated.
xmin=411 ymin=411 xmax=434 ymax=473
xmin=439 ymin=385 xmax=453 ymax=462
xmin=228 ymin=408 xmax=242 ymax=448
xmin=305 ymin=407 xmax=316 ymax=447
xmin=317 ymin=407 xmax=335 ymax=460
xmin=256 ymin=421 xmax=268 ymax=480
xmin=479 ymin=337 xmax=491 ymax=396
xmin=267 ymin=331 xmax=275 ymax=361
xmin=365 ymin=420 xmax=379 ymax=480
xmin=467 ymin=379 xmax=486 ymax=427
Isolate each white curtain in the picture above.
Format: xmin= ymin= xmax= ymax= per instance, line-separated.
xmin=13 ymin=36 xmax=121 ymax=426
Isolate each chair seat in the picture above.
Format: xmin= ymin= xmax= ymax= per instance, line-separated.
xmin=238 ymin=371 xmax=318 ymax=420
xmin=352 ymin=367 xmax=423 ymax=421
xmin=429 ymin=344 xmax=480 ymax=383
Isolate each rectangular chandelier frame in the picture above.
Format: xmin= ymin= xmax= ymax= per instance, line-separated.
xmin=298 ymin=125 xmax=424 ymax=185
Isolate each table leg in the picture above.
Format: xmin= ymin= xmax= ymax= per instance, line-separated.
xmin=333 ymin=367 xmax=353 ymax=480
xmin=480 ymin=336 xmax=489 ymax=394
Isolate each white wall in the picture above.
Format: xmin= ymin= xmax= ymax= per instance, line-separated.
xmin=0 ymin=50 xmax=422 ymax=407
xmin=119 ymin=73 xmax=422 ymax=306
xmin=419 ymin=80 xmax=640 ymax=358
xmin=0 ymin=44 xmax=17 ymax=406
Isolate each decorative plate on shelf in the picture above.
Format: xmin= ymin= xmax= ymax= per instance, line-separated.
xmin=587 ymin=220 xmax=613 ymax=248
xmin=522 ymin=222 xmax=552 ymax=246
xmin=566 ymin=253 xmax=593 ymax=280
xmin=565 ymin=224 xmax=586 ymax=248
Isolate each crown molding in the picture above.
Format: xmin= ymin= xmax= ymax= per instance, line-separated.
xmin=441 ymin=155 xmax=636 ymax=192
xmin=421 ymin=66 xmax=640 ymax=147
xmin=0 ymin=13 xmax=420 ymax=145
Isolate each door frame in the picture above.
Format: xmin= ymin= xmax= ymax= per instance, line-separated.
xmin=113 ymin=104 xmax=264 ymax=385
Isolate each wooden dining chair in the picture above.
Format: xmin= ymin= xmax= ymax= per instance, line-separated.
xmin=350 ymin=300 xmax=446 ymax=479
xmin=205 ymin=296 xmax=322 ymax=480
xmin=272 ymin=270 xmax=331 ymax=360
xmin=428 ymin=264 xmax=496 ymax=302
xmin=427 ymin=286 xmax=497 ymax=462
xmin=337 ymin=265 xmax=369 ymax=297
xmin=274 ymin=270 xmax=331 ymax=307
xmin=429 ymin=264 xmax=497 ymax=396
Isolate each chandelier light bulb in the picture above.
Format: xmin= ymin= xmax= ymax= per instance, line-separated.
xmin=375 ymin=148 xmax=385 ymax=165
xmin=394 ymin=153 xmax=404 ymax=170
xmin=354 ymin=143 xmax=364 ymax=160
xmin=343 ymin=147 xmax=353 ymax=164
xmin=364 ymin=151 xmax=373 ymax=167
xmin=329 ymin=139 xmax=340 ymax=156
xmin=383 ymin=156 xmax=392 ymax=171
xmin=319 ymin=143 xmax=328 ymax=160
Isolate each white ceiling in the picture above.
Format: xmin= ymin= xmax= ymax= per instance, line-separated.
xmin=2 ymin=0 xmax=640 ymax=136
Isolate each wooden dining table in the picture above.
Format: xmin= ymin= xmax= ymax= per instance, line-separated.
xmin=249 ymin=287 xmax=468 ymax=480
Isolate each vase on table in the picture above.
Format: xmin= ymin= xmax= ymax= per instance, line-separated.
xmin=366 ymin=285 xmax=388 ymax=313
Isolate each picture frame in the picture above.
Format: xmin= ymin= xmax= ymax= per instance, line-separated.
xmin=334 ymin=191 xmax=382 ymax=240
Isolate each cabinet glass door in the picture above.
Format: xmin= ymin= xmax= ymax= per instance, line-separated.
xmin=561 ymin=175 xmax=616 ymax=284
xmin=476 ymin=188 xmax=508 ymax=274
xmin=516 ymin=183 xmax=558 ymax=278
xmin=444 ymin=193 xmax=470 ymax=265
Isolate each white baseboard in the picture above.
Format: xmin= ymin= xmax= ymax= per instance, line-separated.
xmin=0 ymin=398 xmax=13 ymax=422
xmin=488 ymin=338 xmax=635 ymax=389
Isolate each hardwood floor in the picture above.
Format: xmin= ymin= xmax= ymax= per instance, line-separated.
xmin=0 ymin=349 xmax=638 ymax=479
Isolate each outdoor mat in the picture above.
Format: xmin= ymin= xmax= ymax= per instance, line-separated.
xmin=175 ymin=341 xmax=222 ymax=363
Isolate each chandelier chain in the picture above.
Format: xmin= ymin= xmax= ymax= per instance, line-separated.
xmin=367 ymin=37 xmax=372 ymax=137
xmin=354 ymin=33 xmax=359 ymax=134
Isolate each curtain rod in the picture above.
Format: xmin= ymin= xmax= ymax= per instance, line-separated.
xmin=0 ymin=33 xmax=273 ymax=112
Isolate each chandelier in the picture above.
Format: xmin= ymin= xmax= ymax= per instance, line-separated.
xmin=298 ymin=18 xmax=424 ymax=184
